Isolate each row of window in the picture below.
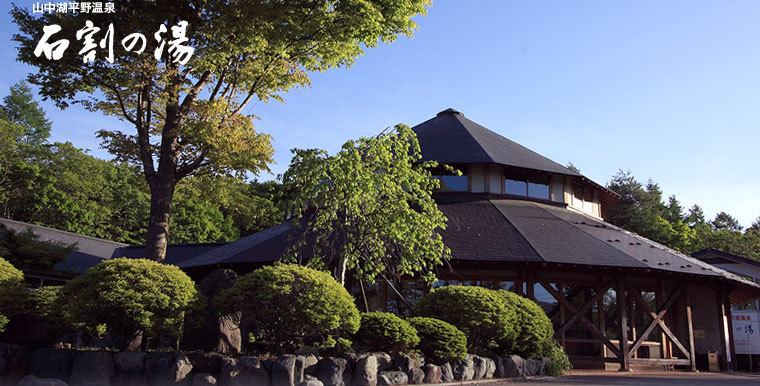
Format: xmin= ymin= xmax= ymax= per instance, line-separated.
xmin=434 ymin=173 xmax=551 ymax=200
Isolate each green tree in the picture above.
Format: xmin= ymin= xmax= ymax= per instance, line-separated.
xmin=685 ymin=204 xmax=706 ymax=227
xmin=13 ymin=0 xmax=430 ymax=262
xmin=663 ymin=195 xmax=684 ymax=224
xmin=283 ymin=125 xmax=449 ymax=285
xmin=711 ymin=211 xmax=743 ymax=232
xmin=0 ymin=224 xmax=75 ymax=272
xmin=0 ymin=81 xmax=51 ymax=146
xmin=60 ymin=258 xmax=197 ymax=351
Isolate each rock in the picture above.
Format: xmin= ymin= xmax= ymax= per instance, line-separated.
xmin=145 ymin=353 xmax=193 ymax=386
xmin=192 ymin=373 xmax=217 ymax=386
xmin=372 ymin=353 xmax=392 ymax=372
xmin=524 ymin=358 xmax=547 ymax=376
xmin=503 ymin=355 xmax=525 ymax=378
xmin=483 ymin=357 xmax=496 ymax=379
xmin=188 ymin=352 xmax=227 ymax=374
xmin=376 ymin=371 xmax=406 ymax=386
xmin=111 ymin=373 xmax=150 ymax=386
xmin=298 ymin=375 xmax=324 ymax=386
xmin=273 ymin=355 xmax=297 ymax=386
xmin=185 ymin=269 xmax=242 ymax=354
xmin=440 ymin=362 xmax=453 ymax=383
xmin=452 ymin=356 xmax=474 ymax=381
xmin=0 ymin=343 xmax=27 ymax=384
xmin=113 ymin=351 xmax=147 ymax=373
xmin=69 ymin=351 xmax=114 ymax=386
xmin=317 ymin=357 xmax=347 ymax=386
xmin=406 ymin=368 xmax=424 ymax=384
xmin=352 ymin=354 xmax=377 ymax=386
xmin=295 ymin=354 xmax=319 ymax=382
xmin=16 ymin=374 xmax=69 ymax=386
xmin=393 ymin=353 xmax=423 ymax=374
xmin=220 ymin=356 xmax=269 ymax=386
xmin=422 ymin=364 xmax=441 ymax=384
xmin=28 ymin=349 xmax=77 ymax=381
xmin=471 ymin=355 xmax=487 ymax=379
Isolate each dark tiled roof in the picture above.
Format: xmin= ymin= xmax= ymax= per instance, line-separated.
xmin=174 ymin=194 xmax=758 ymax=293
xmin=116 ymin=242 xmax=228 ymax=266
xmin=413 ymin=109 xmax=581 ymax=176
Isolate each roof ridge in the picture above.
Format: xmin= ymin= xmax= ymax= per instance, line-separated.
xmin=487 ymin=199 xmax=543 ymax=262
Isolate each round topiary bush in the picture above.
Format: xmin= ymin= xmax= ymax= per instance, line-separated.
xmin=215 ymin=264 xmax=360 ymax=351
xmin=354 ymin=312 xmax=420 ymax=352
xmin=415 ymin=285 xmax=517 ymax=351
xmin=60 ymin=258 xmax=198 ymax=351
xmin=0 ymin=257 xmax=27 ymax=318
xmin=28 ymin=285 xmax=67 ymax=331
xmin=496 ymin=290 xmax=554 ymax=357
xmin=407 ymin=316 xmax=467 ymax=360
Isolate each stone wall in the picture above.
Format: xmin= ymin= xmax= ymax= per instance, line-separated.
xmin=0 ymin=344 xmax=550 ymax=386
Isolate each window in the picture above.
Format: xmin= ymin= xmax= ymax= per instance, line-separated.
xmin=505 ymin=178 xmax=527 ymax=195
xmin=439 ymin=175 xmax=468 ymax=191
xmin=528 ymin=175 xmax=550 ymax=199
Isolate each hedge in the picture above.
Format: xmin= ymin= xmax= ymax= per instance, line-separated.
xmin=354 ymin=312 xmax=420 ymax=352
xmin=407 ymin=316 xmax=467 ymax=360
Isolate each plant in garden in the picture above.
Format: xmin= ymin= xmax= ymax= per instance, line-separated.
xmin=545 ymin=340 xmax=572 ymax=376
xmin=407 ymin=316 xmax=467 ymax=360
xmin=353 ymin=312 xmax=420 ymax=353
xmin=60 ymin=258 xmax=197 ymax=351
xmin=0 ymin=314 xmax=7 ymax=333
xmin=496 ymin=290 xmax=554 ymax=357
xmin=283 ymin=125 xmax=450 ymax=285
xmin=0 ymin=257 xmax=27 ymax=318
xmin=215 ymin=264 xmax=360 ymax=352
xmin=13 ymin=0 xmax=430 ymax=262
xmin=28 ymin=285 xmax=68 ymax=331
xmin=415 ymin=285 xmax=517 ymax=351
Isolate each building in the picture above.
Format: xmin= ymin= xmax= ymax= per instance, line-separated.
xmin=693 ymin=248 xmax=760 ymax=369
xmin=6 ymin=109 xmax=759 ymax=372
xmin=176 ymin=109 xmax=760 ymax=372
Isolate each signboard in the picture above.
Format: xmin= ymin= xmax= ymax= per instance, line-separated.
xmin=732 ymin=310 xmax=760 ymax=354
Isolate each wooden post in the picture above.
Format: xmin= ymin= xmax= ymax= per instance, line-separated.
xmin=725 ymin=295 xmax=736 ymax=372
xmin=559 ymin=283 xmax=566 ymax=349
xmin=717 ymin=288 xmax=730 ymax=371
xmin=526 ymin=272 xmax=535 ymax=301
xmin=657 ymin=281 xmax=669 ymax=360
xmin=617 ymin=280 xmax=631 ymax=371
xmin=684 ymin=285 xmax=697 ymax=372
xmin=629 ymin=286 xmax=637 ymax=359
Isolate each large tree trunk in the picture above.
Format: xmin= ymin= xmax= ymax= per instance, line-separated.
xmin=145 ymin=173 xmax=176 ymax=262
xmin=144 ymin=95 xmax=182 ymax=262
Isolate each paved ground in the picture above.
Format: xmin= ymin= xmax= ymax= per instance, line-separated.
xmin=462 ymin=370 xmax=760 ymax=385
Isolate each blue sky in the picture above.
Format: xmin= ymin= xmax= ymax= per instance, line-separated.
xmin=1 ymin=1 xmax=759 ymax=227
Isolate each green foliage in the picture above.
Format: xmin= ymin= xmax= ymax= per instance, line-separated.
xmin=496 ymin=291 xmax=554 ymax=358
xmin=0 ymin=224 xmax=75 ymax=272
xmin=545 ymin=340 xmax=572 ymax=376
xmin=28 ymin=285 xmax=68 ymax=331
xmin=605 ymin=170 xmax=760 ymax=261
xmin=415 ymin=285 xmax=517 ymax=351
xmin=407 ymin=316 xmax=467 ymax=360
xmin=215 ymin=264 xmax=360 ymax=352
xmin=354 ymin=312 xmax=420 ymax=353
xmin=12 ymin=0 xmax=429 ymax=261
xmin=0 ymin=314 xmax=7 ymax=333
xmin=284 ymin=125 xmax=450 ymax=285
xmin=0 ymin=81 xmax=51 ymax=146
xmin=60 ymin=258 xmax=197 ymax=349
xmin=0 ymin=257 xmax=27 ymax=318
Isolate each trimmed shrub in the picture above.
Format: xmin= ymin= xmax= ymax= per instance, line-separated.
xmin=215 ymin=264 xmax=360 ymax=351
xmin=496 ymin=290 xmax=554 ymax=358
xmin=354 ymin=312 xmax=420 ymax=352
xmin=28 ymin=285 xmax=67 ymax=330
xmin=0 ymin=257 xmax=27 ymax=318
xmin=60 ymin=258 xmax=197 ymax=350
xmin=546 ymin=340 xmax=572 ymax=376
xmin=407 ymin=316 xmax=467 ymax=360
xmin=415 ymin=285 xmax=517 ymax=351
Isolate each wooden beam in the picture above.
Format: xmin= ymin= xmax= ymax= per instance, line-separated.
xmin=547 ymin=285 xmax=585 ymax=319
xmin=617 ymin=280 xmax=631 ymax=371
xmin=551 ymin=278 xmax=615 ymax=337
xmin=684 ymin=285 xmax=697 ymax=371
xmin=540 ymin=279 xmax=622 ymax=358
xmin=627 ymin=284 xmax=690 ymax=360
